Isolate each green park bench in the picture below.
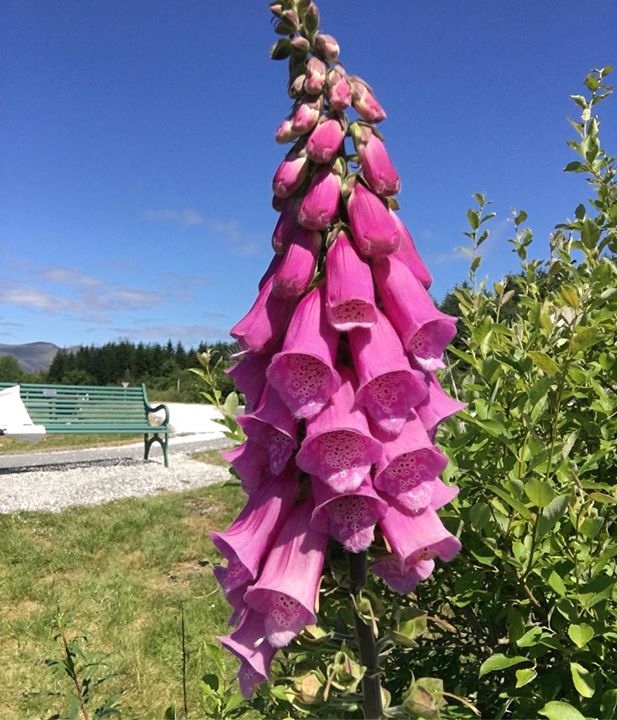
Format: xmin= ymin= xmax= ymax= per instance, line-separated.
xmin=0 ymin=382 xmax=170 ymax=467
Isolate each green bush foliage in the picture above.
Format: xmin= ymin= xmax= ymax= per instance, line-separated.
xmin=420 ymin=65 xmax=616 ymax=719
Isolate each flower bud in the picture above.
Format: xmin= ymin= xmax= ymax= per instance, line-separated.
xmin=293 ymin=672 xmax=324 ymax=705
xmin=306 ymin=116 xmax=345 ymax=163
xmin=350 ymin=77 xmax=386 ymax=123
xmin=299 ymin=166 xmax=341 ymax=230
xmin=314 ymin=33 xmax=340 ymax=63
xmin=272 ymin=198 xmax=299 ymax=253
xmin=403 ymin=677 xmax=447 ymax=720
xmin=328 ymin=74 xmax=352 ymax=110
xmin=289 ymin=73 xmax=306 ymax=97
xmin=275 ymin=117 xmax=300 ymax=144
xmin=272 ymin=147 xmax=309 ymax=198
xmin=304 ymin=2 xmax=319 ymax=34
xmin=291 ymin=96 xmax=323 ymax=134
xmin=305 ymin=56 xmax=327 ymax=95
xmin=272 ymin=227 xmax=321 ymax=298
xmin=354 ymin=129 xmax=400 ymax=196
xmin=392 ymin=607 xmax=428 ymax=647
xmin=290 ymin=35 xmax=310 ymax=53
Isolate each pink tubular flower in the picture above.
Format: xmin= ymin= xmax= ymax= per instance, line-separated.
xmin=296 ymin=367 xmax=381 ymax=493
xmin=390 ymin=211 xmax=432 ymax=289
xmin=272 ymin=228 xmax=321 ymax=299
xmin=238 ymin=383 xmax=298 ymax=475
xmin=258 ymin=254 xmax=284 ymax=292
xmin=221 ymin=440 xmax=270 ymax=494
xmin=272 ymin=149 xmax=309 ymax=198
xmin=311 ymin=475 xmax=387 ymax=553
xmin=307 ymin=117 xmax=345 ymax=164
xmin=347 ymin=181 xmax=400 ymax=257
xmin=291 ymin=96 xmax=322 ymax=134
xmin=373 ymin=414 xmax=449 ymax=512
xmin=325 ymin=230 xmax=377 ymax=331
xmin=272 ymin=199 xmax=299 ymax=255
xmin=373 ymin=254 xmax=458 ymax=369
xmin=415 ymin=371 xmax=467 ymax=436
xmin=230 ymin=276 xmax=294 ymax=354
xmin=298 ymin=166 xmax=341 ymax=230
xmin=219 ymin=610 xmax=277 ymax=698
xmin=244 ymin=499 xmax=328 ymax=648
xmin=349 ymin=310 xmax=428 ymax=436
xmin=226 ymin=353 xmax=270 ymax=408
xmin=356 ymin=131 xmax=400 ymax=197
xmin=305 ymin=56 xmax=327 ymax=95
xmin=267 ymin=286 xmax=341 ymax=420
xmin=211 ymin=469 xmax=298 ymax=603
xmin=373 ymin=504 xmax=462 ymax=593
xmin=350 ymin=77 xmax=386 ymax=123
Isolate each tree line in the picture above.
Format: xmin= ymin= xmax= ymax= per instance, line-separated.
xmin=0 ymin=340 xmax=237 ymax=402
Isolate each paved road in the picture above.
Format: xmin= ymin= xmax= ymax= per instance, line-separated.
xmin=0 ymin=433 xmax=230 ymax=470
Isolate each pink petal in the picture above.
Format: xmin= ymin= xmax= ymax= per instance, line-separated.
xmin=211 ymin=468 xmax=298 ymax=603
xmin=415 ymin=371 xmax=466 ymax=435
xmin=311 ymin=475 xmax=388 ymax=552
xmin=347 ymin=182 xmax=399 ymax=257
xmin=230 ymin=276 xmax=295 ymax=354
xmin=272 ymin=228 xmax=321 ymax=299
xmin=219 ymin=610 xmax=276 ymax=698
xmin=390 ymin=211 xmax=433 ymax=289
xmin=267 ymin=286 xmax=341 ymax=420
xmin=358 ymin=133 xmax=400 ymax=196
xmin=306 ymin=117 xmax=345 ymax=164
xmin=244 ymin=499 xmax=328 ymax=648
xmin=296 ymin=367 xmax=381 ymax=492
xmin=298 ymin=166 xmax=341 ymax=230
xmin=349 ymin=310 xmax=428 ymax=436
xmin=374 ymin=254 xmax=458 ymax=363
xmin=238 ymin=383 xmax=298 ymax=475
xmin=373 ymin=414 xmax=449 ymax=512
xmin=325 ymin=230 xmax=377 ymax=331
xmin=221 ymin=440 xmax=270 ymax=495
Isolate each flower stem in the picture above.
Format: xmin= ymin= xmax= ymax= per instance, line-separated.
xmin=348 ymin=551 xmax=383 ymax=720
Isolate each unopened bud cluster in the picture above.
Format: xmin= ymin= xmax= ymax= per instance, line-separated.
xmin=215 ymin=0 xmax=464 ymax=698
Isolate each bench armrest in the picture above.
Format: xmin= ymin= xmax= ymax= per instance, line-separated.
xmin=145 ymin=402 xmax=170 ymax=427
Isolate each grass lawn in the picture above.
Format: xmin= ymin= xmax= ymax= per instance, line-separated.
xmin=0 ymin=433 xmax=142 ymax=455
xmin=0 ymin=480 xmax=246 ymax=719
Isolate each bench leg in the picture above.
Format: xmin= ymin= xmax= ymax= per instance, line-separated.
xmin=144 ymin=433 xmax=169 ymax=468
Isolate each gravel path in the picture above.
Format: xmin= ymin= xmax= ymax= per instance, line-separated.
xmin=0 ymin=435 xmax=232 ymax=514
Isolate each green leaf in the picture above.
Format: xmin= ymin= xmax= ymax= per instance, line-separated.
xmin=488 ymin=484 xmax=532 ymax=519
xmin=568 ymin=623 xmax=594 ymax=648
xmin=570 ymin=662 xmax=596 ymax=698
xmin=514 ymin=209 xmax=528 ymax=225
xmin=524 ymin=478 xmax=556 ymax=508
xmin=478 ymin=653 xmax=529 ymax=677
xmin=548 ymin=570 xmax=567 ymax=597
xmin=516 ymin=626 xmax=542 ymax=648
xmin=564 ymin=161 xmax=585 ymax=173
xmin=527 ymin=351 xmax=560 ymax=377
xmin=515 ymin=667 xmax=537 ymax=688
xmin=539 ymin=700 xmax=586 ymax=720
xmin=467 ymin=209 xmax=479 ymax=230
xmin=538 ymin=494 xmax=569 ymax=537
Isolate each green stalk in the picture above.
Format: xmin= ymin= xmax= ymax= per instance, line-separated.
xmin=348 ymin=551 xmax=383 ymax=720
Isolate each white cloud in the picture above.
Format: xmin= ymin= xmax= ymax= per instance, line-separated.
xmin=144 ymin=207 xmax=260 ymax=255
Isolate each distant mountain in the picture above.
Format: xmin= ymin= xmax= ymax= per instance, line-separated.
xmin=0 ymin=342 xmax=61 ymax=373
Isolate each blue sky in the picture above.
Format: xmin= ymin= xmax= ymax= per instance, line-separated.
xmin=1 ymin=0 xmax=616 ymax=348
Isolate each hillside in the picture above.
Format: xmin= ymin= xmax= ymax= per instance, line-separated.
xmin=0 ymin=342 xmax=60 ymax=373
